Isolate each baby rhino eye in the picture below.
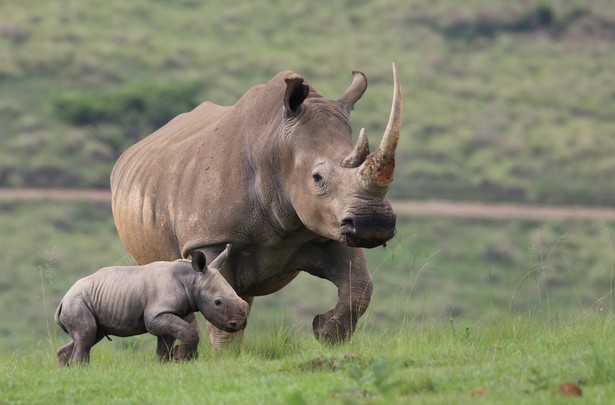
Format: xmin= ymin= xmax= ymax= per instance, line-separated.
xmin=312 ymin=173 xmax=323 ymax=182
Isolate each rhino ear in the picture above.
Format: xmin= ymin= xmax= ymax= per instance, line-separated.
xmin=191 ymin=251 xmax=207 ymax=273
xmin=284 ymin=74 xmax=309 ymax=115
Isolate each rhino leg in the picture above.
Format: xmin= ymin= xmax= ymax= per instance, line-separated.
xmin=156 ymin=335 xmax=175 ymax=361
xmin=301 ymin=243 xmax=373 ymax=344
xmin=147 ymin=313 xmax=199 ymax=361
xmin=57 ymin=341 xmax=75 ymax=367
xmin=205 ymin=296 xmax=253 ymax=350
xmin=57 ymin=300 xmax=104 ymax=366
xmin=69 ymin=330 xmax=108 ymax=365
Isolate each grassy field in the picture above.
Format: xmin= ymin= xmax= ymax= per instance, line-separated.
xmin=2 ymin=0 xmax=615 ymax=402
xmin=2 ymin=315 xmax=614 ymax=404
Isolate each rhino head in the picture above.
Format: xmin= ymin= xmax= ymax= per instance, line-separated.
xmin=191 ymin=245 xmax=248 ymax=332
xmin=280 ymin=64 xmax=402 ymax=248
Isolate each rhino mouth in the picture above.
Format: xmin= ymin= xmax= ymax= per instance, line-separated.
xmin=340 ymin=217 xmax=397 ymax=248
xmin=223 ymin=318 xmax=247 ymax=333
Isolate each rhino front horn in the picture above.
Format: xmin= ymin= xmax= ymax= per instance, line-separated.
xmin=358 ymin=63 xmax=402 ymax=190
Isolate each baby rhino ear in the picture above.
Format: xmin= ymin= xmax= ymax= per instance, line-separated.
xmin=191 ymin=251 xmax=207 ymax=273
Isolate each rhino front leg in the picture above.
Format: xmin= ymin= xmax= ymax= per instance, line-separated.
xmin=301 ymin=243 xmax=373 ymax=344
xmin=156 ymin=335 xmax=175 ymax=361
xmin=147 ymin=313 xmax=199 ymax=361
xmin=205 ymin=296 xmax=253 ymax=350
xmin=156 ymin=314 xmax=196 ymax=361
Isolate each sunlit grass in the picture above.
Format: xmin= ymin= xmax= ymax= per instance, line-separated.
xmin=3 ymin=314 xmax=614 ymax=404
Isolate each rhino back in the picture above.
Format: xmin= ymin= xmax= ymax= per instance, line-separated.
xmin=76 ymin=261 xmax=194 ymax=336
xmin=111 ymin=73 xmax=298 ymax=264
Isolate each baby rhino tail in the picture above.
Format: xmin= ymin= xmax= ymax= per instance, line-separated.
xmin=54 ymin=301 xmax=69 ymax=334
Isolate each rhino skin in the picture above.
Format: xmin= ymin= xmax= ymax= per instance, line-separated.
xmin=111 ymin=64 xmax=402 ymax=346
xmin=55 ymin=244 xmax=248 ymax=366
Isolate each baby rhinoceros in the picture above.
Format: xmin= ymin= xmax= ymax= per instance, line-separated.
xmin=55 ymin=244 xmax=248 ymax=366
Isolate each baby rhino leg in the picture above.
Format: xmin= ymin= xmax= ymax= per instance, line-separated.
xmin=57 ymin=341 xmax=75 ymax=367
xmin=57 ymin=299 xmax=101 ymax=366
xmin=148 ymin=314 xmax=199 ymax=361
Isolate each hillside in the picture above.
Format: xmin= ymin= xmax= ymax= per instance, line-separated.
xmin=2 ymin=0 xmax=615 ymax=356
xmin=1 ymin=0 xmax=615 ymax=205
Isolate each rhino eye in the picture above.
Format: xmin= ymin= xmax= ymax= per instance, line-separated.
xmin=214 ymin=298 xmax=223 ymax=307
xmin=312 ymin=173 xmax=323 ymax=182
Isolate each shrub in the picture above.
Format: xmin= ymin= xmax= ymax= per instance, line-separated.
xmin=52 ymin=81 xmax=201 ymax=158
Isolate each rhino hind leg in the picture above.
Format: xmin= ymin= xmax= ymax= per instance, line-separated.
xmin=205 ymin=320 xmax=243 ymax=350
xmin=56 ymin=300 xmax=102 ymax=366
xmin=67 ymin=328 xmax=101 ymax=365
xmin=57 ymin=341 xmax=75 ymax=367
xmin=205 ymin=296 xmax=253 ymax=350
xmin=147 ymin=313 xmax=199 ymax=361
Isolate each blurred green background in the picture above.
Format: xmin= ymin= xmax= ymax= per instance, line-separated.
xmin=1 ymin=0 xmax=614 ymax=350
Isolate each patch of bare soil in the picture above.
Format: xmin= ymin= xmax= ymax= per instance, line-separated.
xmin=2 ymin=188 xmax=615 ymax=221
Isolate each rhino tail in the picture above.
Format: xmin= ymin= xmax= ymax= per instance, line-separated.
xmin=54 ymin=300 xmax=69 ymax=335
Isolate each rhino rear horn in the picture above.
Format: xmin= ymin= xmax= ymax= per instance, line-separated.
xmin=341 ymin=128 xmax=370 ymax=168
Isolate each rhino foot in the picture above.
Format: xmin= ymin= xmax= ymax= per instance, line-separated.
xmin=172 ymin=343 xmax=199 ymax=361
xmin=57 ymin=342 xmax=74 ymax=367
xmin=312 ymin=311 xmax=355 ymax=345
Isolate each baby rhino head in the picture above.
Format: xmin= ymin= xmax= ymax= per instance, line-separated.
xmin=191 ymin=244 xmax=249 ymax=333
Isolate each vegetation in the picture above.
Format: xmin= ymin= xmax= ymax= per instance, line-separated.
xmin=52 ymin=82 xmax=201 ymax=162
xmin=1 ymin=0 xmax=615 ymax=204
xmin=3 ymin=0 xmax=615 ymax=402
xmin=2 ymin=315 xmax=614 ymax=403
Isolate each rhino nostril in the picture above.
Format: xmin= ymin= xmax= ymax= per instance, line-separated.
xmin=227 ymin=321 xmax=238 ymax=330
xmin=341 ymin=218 xmax=356 ymax=235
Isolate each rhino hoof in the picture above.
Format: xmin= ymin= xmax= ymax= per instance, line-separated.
xmin=173 ymin=345 xmax=199 ymax=361
xmin=312 ymin=313 xmax=351 ymax=345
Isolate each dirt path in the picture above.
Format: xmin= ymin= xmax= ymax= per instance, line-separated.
xmin=390 ymin=199 xmax=615 ymax=221
xmin=0 ymin=188 xmax=111 ymax=203
xmin=2 ymin=188 xmax=615 ymax=221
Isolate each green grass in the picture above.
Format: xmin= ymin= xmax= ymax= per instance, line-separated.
xmin=2 ymin=315 xmax=614 ymax=404
xmin=2 ymin=2 xmax=615 ymax=400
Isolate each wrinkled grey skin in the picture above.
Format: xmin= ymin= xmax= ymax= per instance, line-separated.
xmin=55 ymin=245 xmax=248 ymax=366
xmin=111 ymin=65 xmax=402 ymax=347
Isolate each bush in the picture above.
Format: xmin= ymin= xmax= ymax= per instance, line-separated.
xmin=52 ymin=82 xmax=201 ymax=158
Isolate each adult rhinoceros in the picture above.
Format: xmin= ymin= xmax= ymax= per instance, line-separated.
xmin=110 ymin=64 xmax=402 ymax=347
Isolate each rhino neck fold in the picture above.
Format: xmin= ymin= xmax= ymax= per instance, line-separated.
xmin=183 ymin=273 xmax=200 ymax=313
xmin=245 ymin=121 xmax=305 ymax=238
